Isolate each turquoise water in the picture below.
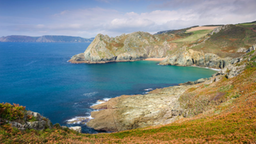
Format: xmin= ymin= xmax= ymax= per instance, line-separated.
xmin=0 ymin=42 xmax=216 ymax=133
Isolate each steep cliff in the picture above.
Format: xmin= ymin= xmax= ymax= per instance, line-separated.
xmin=69 ymin=31 xmax=185 ymax=63
xmin=159 ymin=48 xmax=230 ymax=69
xmin=86 ymin=45 xmax=256 ymax=132
xmin=70 ymin=24 xmax=256 ymax=69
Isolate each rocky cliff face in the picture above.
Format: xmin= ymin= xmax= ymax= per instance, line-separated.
xmin=86 ymin=46 xmax=255 ymax=132
xmin=0 ymin=110 xmax=52 ymax=131
xmin=159 ymin=48 xmax=231 ymax=69
xmin=69 ymin=32 xmax=174 ymax=63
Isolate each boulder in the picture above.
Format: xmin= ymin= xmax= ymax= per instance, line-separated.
xmin=69 ymin=126 xmax=81 ymax=133
xmin=246 ymin=45 xmax=256 ymax=53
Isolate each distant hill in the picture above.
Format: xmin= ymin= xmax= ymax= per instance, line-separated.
xmin=0 ymin=35 xmax=94 ymax=43
xmin=154 ymin=25 xmax=199 ymax=35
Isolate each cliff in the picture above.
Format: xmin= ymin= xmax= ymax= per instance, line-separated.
xmin=71 ymin=23 xmax=256 ymax=132
xmin=0 ymin=103 xmax=52 ymax=131
xmin=86 ymin=45 xmax=255 ymax=132
xmin=0 ymin=35 xmax=94 ymax=43
xmin=1 ymin=22 xmax=256 ymax=143
xmin=69 ymin=24 xmax=256 ymax=68
xmin=69 ymin=31 xmax=175 ymax=63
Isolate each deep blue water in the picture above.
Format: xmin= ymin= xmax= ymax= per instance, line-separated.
xmin=0 ymin=42 xmax=216 ymax=133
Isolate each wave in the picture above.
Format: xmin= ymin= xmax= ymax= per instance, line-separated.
xmin=191 ymin=65 xmax=221 ymax=71
xmin=66 ymin=116 xmax=93 ymax=125
xmin=144 ymin=88 xmax=153 ymax=91
xmin=91 ymin=98 xmax=110 ymax=106
xmin=83 ymin=92 xmax=98 ymax=97
xmin=24 ymin=60 xmax=37 ymax=66
xmin=67 ymin=98 xmax=110 ymax=125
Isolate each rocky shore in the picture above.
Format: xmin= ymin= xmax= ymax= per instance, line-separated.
xmin=68 ymin=24 xmax=256 ymax=132
xmin=69 ymin=25 xmax=251 ymax=70
xmin=86 ymin=45 xmax=255 ymax=132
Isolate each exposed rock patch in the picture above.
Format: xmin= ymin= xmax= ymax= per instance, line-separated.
xmin=86 ymin=45 xmax=254 ymax=132
xmin=3 ymin=111 xmax=52 ymax=131
xmin=87 ymin=86 xmax=191 ymax=131
xmin=69 ymin=32 xmax=176 ymax=63
xmin=160 ymin=49 xmax=230 ymax=69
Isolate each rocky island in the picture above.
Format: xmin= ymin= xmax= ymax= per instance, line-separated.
xmin=0 ymin=35 xmax=94 ymax=43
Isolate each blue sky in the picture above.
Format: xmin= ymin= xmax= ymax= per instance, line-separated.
xmin=0 ymin=0 xmax=256 ymax=38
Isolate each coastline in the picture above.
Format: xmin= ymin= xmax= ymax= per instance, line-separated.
xmin=190 ymin=65 xmax=221 ymax=71
xmin=143 ymin=58 xmax=166 ymax=61
xmin=85 ymin=66 xmax=219 ymax=132
xmin=69 ymin=57 xmax=166 ymax=64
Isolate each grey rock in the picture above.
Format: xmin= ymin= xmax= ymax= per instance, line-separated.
xmin=87 ymin=85 xmax=191 ymax=131
xmin=246 ymin=45 xmax=256 ymax=53
xmin=70 ymin=32 xmax=170 ymax=63
xmin=62 ymin=126 xmax=68 ymax=129
xmin=27 ymin=120 xmax=46 ymax=130
xmin=195 ymin=78 xmax=207 ymax=84
xmin=7 ymin=111 xmax=52 ymax=131
xmin=69 ymin=126 xmax=81 ymax=133
xmin=210 ymin=25 xmax=231 ymax=35
xmin=226 ymin=64 xmax=246 ymax=79
xmin=160 ymin=49 xmax=230 ymax=69
xmin=237 ymin=47 xmax=247 ymax=53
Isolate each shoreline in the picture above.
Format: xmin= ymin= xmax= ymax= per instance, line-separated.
xmin=66 ymin=59 xmax=224 ymax=132
xmin=190 ymin=65 xmax=221 ymax=71
xmin=68 ymin=57 xmax=166 ymax=64
xmin=143 ymin=58 xmax=166 ymax=61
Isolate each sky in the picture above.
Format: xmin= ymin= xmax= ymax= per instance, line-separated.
xmin=0 ymin=0 xmax=256 ymax=38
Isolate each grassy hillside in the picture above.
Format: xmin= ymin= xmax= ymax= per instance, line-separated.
xmin=190 ymin=24 xmax=256 ymax=58
xmin=2 ymin=22 xmax=256 ymax=143
xmin=1 ymin=50 xmax=256 ymax=143
xmin=173 ymin=29 xmax=212 ymax=43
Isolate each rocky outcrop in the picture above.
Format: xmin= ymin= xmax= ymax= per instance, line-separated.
xmin=160 ymin=48 xmax=230 ymax=69
xmin=69 ymin=32 xmax=172 ymax=63
xmin=87 ymin=85 xmax=191 ymax=131
xmin=86 ymin=45 xmax=255 ymax=132
xmin=69 ymin=126 xmax=82 ymax=133
xmin=210 ymin=25 xmax=231 ymax=35
xmin=179 ymin=78 xmax=209 ymax=86
xmin=246 ymin=44 xmax=256 ymax=53
xmin=6 ymin=111 xmax=52 ymax=131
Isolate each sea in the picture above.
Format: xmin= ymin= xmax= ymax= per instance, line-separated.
xmin=0 ymin=42 xmax=216 ymax=133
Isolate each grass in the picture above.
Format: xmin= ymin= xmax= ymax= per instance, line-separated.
xmin=172 ymin=30 xmax=212 ymax=43
xmin=1 ymin=61 xmax=256 ymax=143
xmin=2 ymin=25 xmax=256 ymax=143
xmin=190 ymin=24 xmax=256 ymax=58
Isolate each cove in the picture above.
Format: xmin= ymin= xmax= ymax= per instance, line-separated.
xmin=0 ymin=42 xmax=216 ymax=133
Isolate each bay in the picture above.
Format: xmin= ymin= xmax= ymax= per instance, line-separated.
xmin=0 ymin=42 xmax=216 ymax=133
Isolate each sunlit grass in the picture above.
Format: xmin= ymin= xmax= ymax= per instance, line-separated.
xmin=172 ymin=30 xmax=212 ymax=43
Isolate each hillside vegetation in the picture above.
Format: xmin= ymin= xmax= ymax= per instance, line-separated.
xmin=190 ymin=24 xmax=256 ymax=58
xmin=2 ymin=51 xmax=256 ymax=143
xmin=1 ymin=21 xmax=256 ymax=143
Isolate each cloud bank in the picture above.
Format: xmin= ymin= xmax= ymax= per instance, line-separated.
xmin=1 ymin=0 xmax=256 ymax=37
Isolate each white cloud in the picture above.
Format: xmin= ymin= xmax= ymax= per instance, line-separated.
xmin=1 ymin=0 xmax=256 ymax=37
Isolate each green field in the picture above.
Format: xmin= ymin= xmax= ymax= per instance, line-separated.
xmin=172 ymin=29 xmax=212 ymax=43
